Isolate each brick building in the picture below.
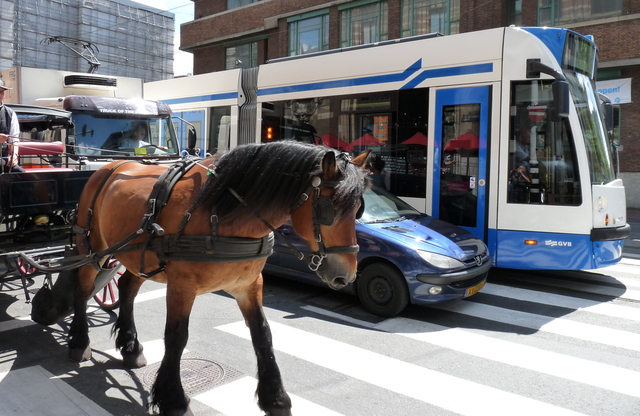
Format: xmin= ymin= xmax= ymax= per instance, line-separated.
xmin=181 ymin=0 xmax=640 ymax=207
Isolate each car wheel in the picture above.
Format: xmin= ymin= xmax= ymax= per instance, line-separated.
xmin=356 ymin=263 xmax=409 ymax=317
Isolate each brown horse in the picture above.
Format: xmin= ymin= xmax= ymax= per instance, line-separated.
xmin=68 ymin=141 xmax=369 ymax=416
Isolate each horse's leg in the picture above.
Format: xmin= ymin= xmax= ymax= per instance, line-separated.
xmin=151 ymin=282 xmax=196 ymax=416
xmin=234 ymin=275 xmax=292 ymax=416
xmin=113 ymin=269 xmax=147 ymax=368
xmin=68 ymin=265 xmax=97 ymax=361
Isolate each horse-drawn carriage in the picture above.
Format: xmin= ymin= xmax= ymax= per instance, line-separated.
xmin=0 ymin=104 xmax=112 ymax=309
xmin=2 ymin=100 xmax=187 ymax=317
xmin=3 ymin=101 xmax=370 ymax=416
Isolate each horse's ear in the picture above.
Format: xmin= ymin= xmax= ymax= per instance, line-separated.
xmin=350 ymin=149 xmax=372 ymax=168
xmin=321 ymin=151 xmax=337 ymax=179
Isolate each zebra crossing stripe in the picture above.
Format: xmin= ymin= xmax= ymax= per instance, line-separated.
xmin=512 ymin=275 xmax=640 ymax=301
xmin=194 ymin=376 xmax=345 ymax=416
xmin=134 ymin=288 xmax=167 ymax=303
xmin=482 ymin=283 xmax=640 ymax=322
xmin=430 ymin=300 xmax=640 ymax=352
xmin=217 ymin=320 xmax=586 ymax=416
xmin=302 ymin=306 xmax=640 ymax=398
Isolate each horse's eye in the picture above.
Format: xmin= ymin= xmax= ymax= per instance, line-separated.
xmin=356 ymin=196 xmax=365 ymax=219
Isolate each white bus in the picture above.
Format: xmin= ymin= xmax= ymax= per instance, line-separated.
xmin=145 ymin=26 xmax=629 ymax=270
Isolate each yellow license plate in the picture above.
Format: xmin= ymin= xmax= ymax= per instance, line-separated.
xmin=465 ymin=280 xmax=486 ymax=298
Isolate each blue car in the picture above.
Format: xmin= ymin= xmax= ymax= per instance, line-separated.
xmin=264 ymin=186 xmax=491 ymax=317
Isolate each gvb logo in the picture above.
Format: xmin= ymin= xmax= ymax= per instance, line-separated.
xmin=544 ymin=240 xmax=573 ymax=247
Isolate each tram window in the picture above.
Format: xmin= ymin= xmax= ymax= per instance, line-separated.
xmin=261 ymin=89 xmax=429 ymax=199
xmin=508 ymin=81 xmax=581 ymax=206
xmin=439 ymin=103 xmax=480 ymax=228
xmin=207 ymin=106 xmax=231 ymax=153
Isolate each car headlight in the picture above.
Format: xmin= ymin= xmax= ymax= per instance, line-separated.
xmin=417 ymin=250 xmax=465 ymax=269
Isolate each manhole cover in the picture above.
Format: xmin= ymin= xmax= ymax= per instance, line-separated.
xmin=133 ymin=353 xmax=243 ymax=396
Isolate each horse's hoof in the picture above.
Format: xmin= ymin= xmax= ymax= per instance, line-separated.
xmin=264 ymin=407 xmax=292 ymax=416
xmin=122 ymin=344 xmax=147 ymax=368
xmin=162 ymin=408 xmax=193 ymax=416
xmin=68 ymin=345 xmax=91 ymax=362
xmin=122 ymin=352 xmax=147 ymax=368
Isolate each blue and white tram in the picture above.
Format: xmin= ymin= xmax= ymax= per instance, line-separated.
xmin=145 ymin=26 xmax=629 ymax=270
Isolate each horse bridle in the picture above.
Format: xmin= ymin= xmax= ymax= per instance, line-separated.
xmin=291 ymin=175 xmax=363 ymax=272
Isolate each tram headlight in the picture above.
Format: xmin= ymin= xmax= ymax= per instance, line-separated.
xmin=597 ymin=196 xmax=608 ymax=212
xmin=417 ymin=250 xmax=464 ymax=269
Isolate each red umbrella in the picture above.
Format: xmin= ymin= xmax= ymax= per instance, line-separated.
xmin=401 ymin=132 xmax=428 ymax=146
xmin=318 ymin=133 xmax=349 ymax=150
xmin=345 ymin=133 xmax=384 ymax=151
xmin=444 ymin=131 xmax=478 ymax=152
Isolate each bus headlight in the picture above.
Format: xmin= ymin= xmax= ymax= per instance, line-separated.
xmin=417 ymin=250 xmax=464 ymax=269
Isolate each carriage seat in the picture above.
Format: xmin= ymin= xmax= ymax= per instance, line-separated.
xmin=17 ymin=141 xmax=74 ymax=172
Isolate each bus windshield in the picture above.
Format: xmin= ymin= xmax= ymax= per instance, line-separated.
xmin=565 ymin=71 xmax=616 ymax=185
xmin=72 ymin=114 xmax=181 ymax=158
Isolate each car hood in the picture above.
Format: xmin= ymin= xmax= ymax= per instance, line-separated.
xmin=358 ymin=215 xmax=486 ymax=260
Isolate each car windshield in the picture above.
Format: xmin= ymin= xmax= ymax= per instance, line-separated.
xmin=359 ymin=186 xmax=422 ymax=223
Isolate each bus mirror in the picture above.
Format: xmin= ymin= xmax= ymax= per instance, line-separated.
xmin=187 ymin=124 xmax=197 ymax=149
xmin=552 ymin=80 xmax=570 ymax=119
xmin=80 ymin=124 xmax=94 ymax=137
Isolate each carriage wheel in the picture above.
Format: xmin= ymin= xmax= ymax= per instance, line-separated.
xmin=93 ymin=258 xmax=123 ymax=311
xmin=16 ymin=257 xmax=37 ymax=275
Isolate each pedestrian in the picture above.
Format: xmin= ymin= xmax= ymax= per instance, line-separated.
xmin=0 ymin=79 xmax=24 ymax=173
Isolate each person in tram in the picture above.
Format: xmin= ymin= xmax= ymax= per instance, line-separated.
xmin=367 ymin=154 xmax=389 ymax=190
xmin=514 ymin=128 xmax=531 ymax=170
xmin=0 ymin=79 xmax=25 ymax=173
xmin=509 ymin=128 xmax=532 ymax=203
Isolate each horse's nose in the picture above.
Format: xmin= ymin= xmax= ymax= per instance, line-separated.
xmin=332 ymin=277 xmax=347 ymax=288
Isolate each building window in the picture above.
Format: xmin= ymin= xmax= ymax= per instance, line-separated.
xmin=288 ymin=12 xmax=329 ymax=56
xmin=508 ymin=0 xmax=522 ymax=26
xmin=401 ymin=0 xmax=460 ymax=37
xmin=339 ymin=1 xmax=388 ymax=47
xmin=227 ymin=0 xmax=259 ymax=10
xmin=538 ymin=0 xmax=622 ymax=26
xmin=226 ymin=42 xmax=257 ymax=69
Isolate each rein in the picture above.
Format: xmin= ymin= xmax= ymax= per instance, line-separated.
xmin=200 ymin=151 xmax=360 ymax=273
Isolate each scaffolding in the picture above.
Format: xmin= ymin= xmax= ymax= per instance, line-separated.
xmin=1 ymin=0 xmax=174 ymax=81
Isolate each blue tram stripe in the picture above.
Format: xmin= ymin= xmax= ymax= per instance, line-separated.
xmin=258 ymin=59 xmax=423 ymax=97
xmin=161 ymin=92 xmax=238 ymax=105
xmin=400 ymin=62 xmax=494 ymax=89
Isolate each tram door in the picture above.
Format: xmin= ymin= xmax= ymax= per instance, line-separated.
xmin=432 ymin=86 xmax=490 ymax=239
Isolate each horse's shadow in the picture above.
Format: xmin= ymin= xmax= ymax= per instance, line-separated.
xmin=0 ymin=291 xmax=152 ymax=415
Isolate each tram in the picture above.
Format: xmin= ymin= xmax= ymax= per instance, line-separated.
xmin=145 ymin=26 xmax=629 ymax=270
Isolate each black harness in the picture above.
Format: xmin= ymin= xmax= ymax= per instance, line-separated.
xmin=64 ymin=156 xmax=361 ymax=277
xmin=204 ymin=163 xmax=362 ymax=273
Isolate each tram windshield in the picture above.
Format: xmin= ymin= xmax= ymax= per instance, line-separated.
xmin=565 ymin=71 xmax=615 ymax=185
xmin=562 ymin=31 xmax=615 ymax=185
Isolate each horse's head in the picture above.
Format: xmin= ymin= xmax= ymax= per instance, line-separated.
xmin=290 ymin=149 xmax=370 ymax=290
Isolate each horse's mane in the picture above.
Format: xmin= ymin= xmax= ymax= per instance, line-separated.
xmin=198 ymin=141 xmax=367 ymax=222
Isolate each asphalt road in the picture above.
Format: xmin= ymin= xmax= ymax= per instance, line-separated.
xmin=624 ymin=209 xmax=640 ymax=259
xmin=1 ymin=253 xmax=639 ymax=416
